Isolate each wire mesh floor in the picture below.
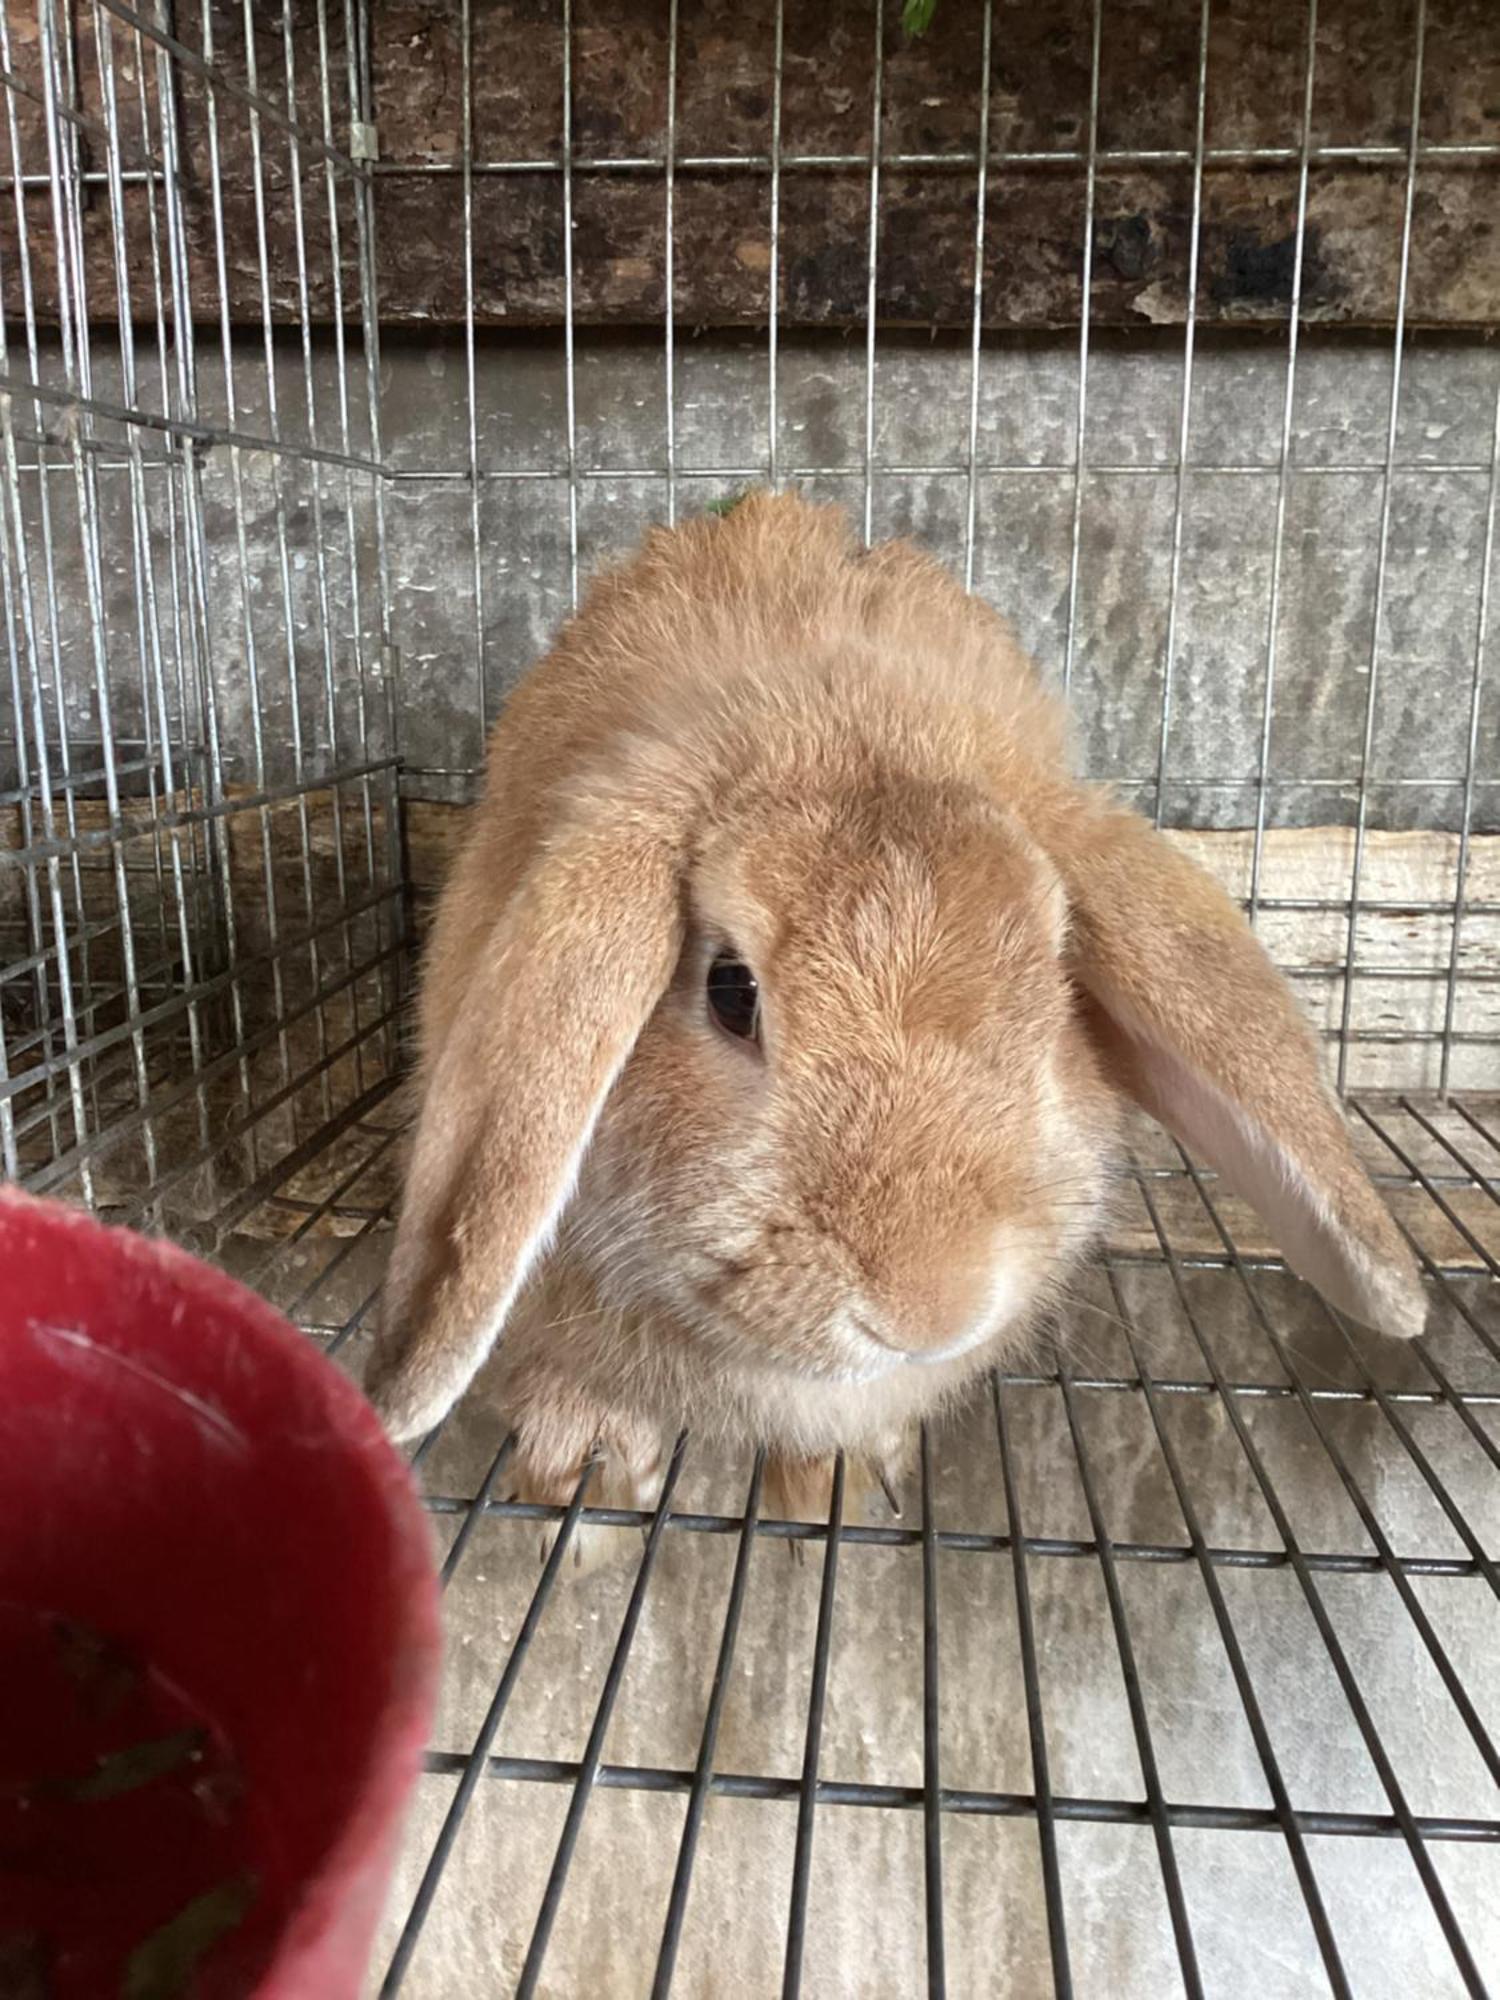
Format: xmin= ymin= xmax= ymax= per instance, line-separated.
xmin=217 ymin=1086 xmax=1500 ymax=2000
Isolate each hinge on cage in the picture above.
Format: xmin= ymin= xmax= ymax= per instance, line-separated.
xmin=350 ymin=119 xmax=380 ymax=163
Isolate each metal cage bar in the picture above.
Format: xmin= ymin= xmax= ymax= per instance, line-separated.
xmin=2 ymin=0 xmax=401 ymax=1229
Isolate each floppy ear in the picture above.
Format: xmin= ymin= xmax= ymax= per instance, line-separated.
xmin=368 ymin=812 xmax=684 ymax=1443
xmin=1052 ymin=800 xmax=1426 ymax=1340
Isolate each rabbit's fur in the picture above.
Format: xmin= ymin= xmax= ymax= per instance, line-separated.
xmin=369 ymin=493 xmax=1425 ymax=1511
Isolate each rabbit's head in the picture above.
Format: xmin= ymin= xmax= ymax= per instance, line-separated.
xmin=569 ymin=744 xmax=1118 ymax=1388
xmin=370 ymin=494 xmax=1425 ymax=1443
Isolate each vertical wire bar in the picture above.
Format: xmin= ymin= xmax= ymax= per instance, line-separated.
xmin=1166 ymin=1145 xmax=1500 ymax=1785
xmin=860 ymin=0 xmax=884 ymax=548
xmin=1060 ymin=0 xmax=1102 ymax=698
xmin=14 ymin=476 xmax=101 ymax=1145
xmin=0 ymin=159 xmax=56 ymax=1168
xmin=338 ymin=0 xmax=388 ymax=1096
xmin=516 ymin=1435 xmax=691 ymax=1999
xmin=279 ymin=0 xmax=352 ymax=1122
xmin=781 ymin=1452 xmax=846 ymax=2000
xmin=1055 ymin=1360 xmax=1204 ymax=1997
xmin=321 ymin=0 xmax=377 ymax=1095
xmin=151 ymin=0 xmax=248 ymax=1059
xmin=0 ymin=0 xmax=103 ymax=1184
xmin=991 ymin=1378 xmax=1073 ymax=1997
xmin=663 ymin=0 xmax=679 ymax=526
xmin=652 ymin=1451 xmax=767 ymax=2000
xmin=0 ymin=209 xmax=57 ymax=1169
xmin=353 ymin=0 xmax=405 ymax=1078
xmin=1335 ymin=0 xmax=1428 ymax=1093
xmin=0 ymin=905 xmax=17 ymax=1167
xmin=0 ymin=1057 xmax=14 ymax=1187
xmin=346 ymin=0 xmax=402 ymax=1088
xmin=1131 ymin=1167 xmax=1489 ymax=1997
xmin=344 ymin=0 xmax=401 ymax=1086
xmin=1151 ymin=0 xmax=1211 ymax=829
xmin=1248 ymin=0 xmax=1320 ymax=919
xmin=153 ymin=2 xmax=258 ymax=1133
xmin=199 ymin=0 xmax=293 ymax=1109
xmin=83 ymin=6 xmax=174 ymax=1068
xmin=919 ymin=1424 xmax=947 ymax=1999
xmin=766 ymin=0 xmax=784 ymax=488
xmin=0 ymin=9 xmax=92 ymax=1194
xmin=94 ymin=3 xmax=212 ymax=1168
xmin=35 ymin=0 xmax=132 ymax=1141
xmin=461 ymin=0 xmax=486 ymax=740
xmin=241 ymin=0 xmax=333 ymax=1129
xmin=1438 ymin=373 xmax=1500 ymax=1092
xmin=58 ymin=0 xmax=78 ymax=145
xmin=378 ymin=1459 xmax=600 ymax=1996
xmin=961 ymin=0 xmax=994 ymax=592
xmin=132 ymin=14 xmax=214 ymax=1063
xmin=561 ymin=0 xmax=580 ymax=609
xmin=0 ymin=535 xmax=51 ymax=1177
xmin=1099 ymin=1257 xmax=1355 ymax=1999
xmin=0 ymin=547 xmax=30 ymax=1176
xmin=43 ymin=0 xmax=159 ymax=1175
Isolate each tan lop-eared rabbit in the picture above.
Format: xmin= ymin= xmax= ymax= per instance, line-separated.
xmin=368 ymin=492 xmax=1424 ymax=1517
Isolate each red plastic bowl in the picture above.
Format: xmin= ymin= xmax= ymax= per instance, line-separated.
xmin=0 ymin=1188 xmax=441 ymax=1998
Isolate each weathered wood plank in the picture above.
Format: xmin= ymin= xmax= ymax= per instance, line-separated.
xmin=4 ymin=0 xmax=1496 ymax=333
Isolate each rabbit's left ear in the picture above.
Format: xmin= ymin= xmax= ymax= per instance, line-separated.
xmin=367 ymin=798 xmax=686 ymax=1444
xmin=1050 ymin=800 xmax=1426 ymax=1339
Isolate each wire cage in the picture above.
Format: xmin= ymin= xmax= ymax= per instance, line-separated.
xmin=1 ymin=1 xmax=1498 ymax=1995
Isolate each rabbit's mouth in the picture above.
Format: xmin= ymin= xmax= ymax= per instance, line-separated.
xmin=900 ymin=1321 xmax=1002 ymax=1367
xmin=832 ymin=1304 xmax=1006 ymax=1373
xmin=676 ymin=1284 xmax=1021 ymax=1388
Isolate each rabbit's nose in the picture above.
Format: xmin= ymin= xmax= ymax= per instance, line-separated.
xmin=871 ymin=1231 xmax=1020 ymax=1362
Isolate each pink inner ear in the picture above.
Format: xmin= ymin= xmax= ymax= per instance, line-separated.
xmin=1116 ymin=1021 xmax=1427 ymax=1342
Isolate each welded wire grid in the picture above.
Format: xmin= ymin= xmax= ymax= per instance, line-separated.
xmin=0 ymin=0 xmax=1497 ymax=1996
xmin=0 ymin=0 xmax=404 ymax=1234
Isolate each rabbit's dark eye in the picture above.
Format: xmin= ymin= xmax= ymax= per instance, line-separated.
xmin=707 ymin=954 xmax=760 ymax=1042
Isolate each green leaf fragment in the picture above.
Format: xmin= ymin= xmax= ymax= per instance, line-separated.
xmin=902 ymin=0 xmax=939 ymax=36
xmin=65 ymin=1729 xmax=206 ymax=1803
xmin=704 ymin=490 xmax=748 ymax=517
xmin=122 ymin=1875 xmax=257 ymax=2000
xmin=0 ymin=1932 xmax=52 ymax=2000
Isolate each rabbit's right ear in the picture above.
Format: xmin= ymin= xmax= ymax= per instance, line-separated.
xmin=368 ymin=801 xmax=685 ymax=1443
xmin=1046 ymin=794 xmax=1427 ymax=1343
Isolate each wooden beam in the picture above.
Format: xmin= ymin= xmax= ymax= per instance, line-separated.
xmin=4 ymin=0 xmax=1496 ymax=334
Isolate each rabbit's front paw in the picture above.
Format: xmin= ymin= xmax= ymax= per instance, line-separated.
xmin=502 ymin=1392 xmax=665 ymax=1574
